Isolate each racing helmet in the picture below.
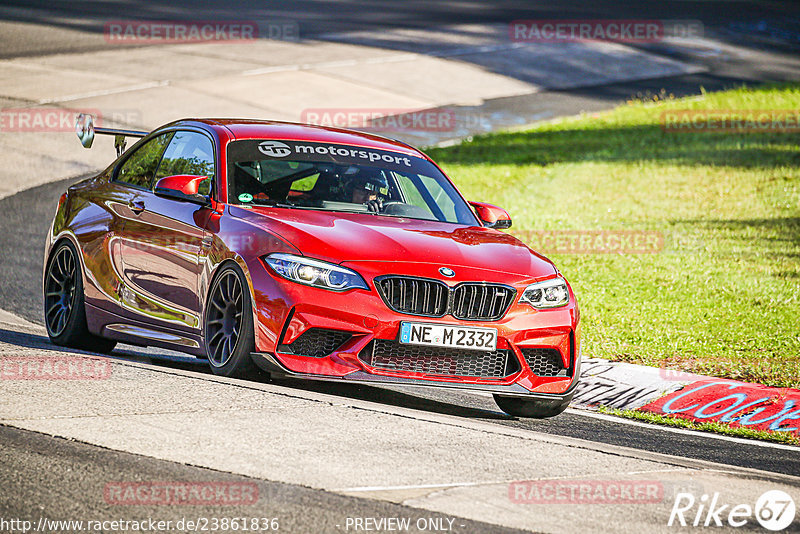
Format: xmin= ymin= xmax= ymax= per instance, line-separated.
xmin=349 ymin=167 xmax=389 ymax=198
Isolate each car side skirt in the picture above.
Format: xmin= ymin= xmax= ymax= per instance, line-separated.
xmin=86 ymin=303 xmax=205 ymax=356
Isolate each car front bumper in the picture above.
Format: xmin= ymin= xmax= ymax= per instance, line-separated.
xmin=246 ymin=258 xmax=581 ymax=398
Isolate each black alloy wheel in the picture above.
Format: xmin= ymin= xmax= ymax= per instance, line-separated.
xmin=204 ymin=264 xmax=257 ymax=377
xmin=44 ymin=244 xmax=77 ymax=337
xmin=43 ymin=241 xmax=116 ymax=353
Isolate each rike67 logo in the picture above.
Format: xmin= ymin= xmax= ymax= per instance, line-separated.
xmin=669 ymin=490 xmax=796 ymax=531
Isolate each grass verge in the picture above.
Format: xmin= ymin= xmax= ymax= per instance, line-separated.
xmin=429 ymin=83 xmax=800 ymax=389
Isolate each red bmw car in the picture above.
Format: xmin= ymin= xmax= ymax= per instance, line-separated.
xmin=44 ymin=116 xmax=580 ymax=417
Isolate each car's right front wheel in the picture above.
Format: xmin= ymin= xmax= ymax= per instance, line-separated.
xmin=493 ymin=394 xmax=571 ymax=418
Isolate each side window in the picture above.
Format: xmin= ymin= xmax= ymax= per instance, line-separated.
xmin=155 ymin=131 xmax=215 ymax=196
xmin=290 ymin=174 xmax=319 ymax=192
xmin=115 ymin=133 xmax=173 ymax=189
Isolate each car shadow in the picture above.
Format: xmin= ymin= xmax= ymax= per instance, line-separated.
xmin=0 ymin=327 xmax=209 ymax=373
xmin=269 ymin=376 xmax=511 ymax=420
xmin=0 ymin=327 xmax=510 ymax=421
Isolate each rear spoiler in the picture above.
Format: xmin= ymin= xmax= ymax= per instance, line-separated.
xmin=75 ymin=113 xmax=148 ymax=156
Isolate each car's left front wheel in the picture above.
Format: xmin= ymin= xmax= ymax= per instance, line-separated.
xmin=493 ymin=393 xmax=572 ymax=419
xmin=204 ymin=263 xmax=258 ymax=378
xmin=44 ymin=241 xmax=117 ymax=353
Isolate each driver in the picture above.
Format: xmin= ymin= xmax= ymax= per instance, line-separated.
xmin=349 ymin=168 xmax=389 ymax=210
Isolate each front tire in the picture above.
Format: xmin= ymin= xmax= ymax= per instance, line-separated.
xmin=494 ymin=394 xmax=572 ymax=418
xmin=43 ymin=241 xmax=116 ymax=353
xmin=204 ymin=263 xmax=257 ymax=378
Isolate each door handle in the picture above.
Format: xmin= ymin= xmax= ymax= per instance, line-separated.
xmin=129 ymin=200 xmax=145 ymax=214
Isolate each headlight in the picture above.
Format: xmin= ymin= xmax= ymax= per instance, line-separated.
xmin=520 ymin=277 xmax=569 ymax=308
xmin=263 ymin=253 xmax=369 ymax=292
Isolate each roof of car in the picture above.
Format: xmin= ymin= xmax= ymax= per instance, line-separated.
xmin=170 ymin=118 xmax=424 ymax=158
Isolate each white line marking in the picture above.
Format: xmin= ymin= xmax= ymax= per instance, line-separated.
xmin=37 ymin=80 xmax=169 ymax=104
xmin=242 ymin=52 xmax=423 ymax=77
xmin=337 ymin=468 xmax=690 ymax=493
xmin=241 ymin=65 xmax=301 ymax=76
xmin=339 ymin=482 xmax=490 ymax=493
xmin=382 ymin=387 xmax=797 ymax=451
xmin=566 ymin=408 xmax=799 ymax=451
xmin=363 ymin=53 xmax=419 ymax=64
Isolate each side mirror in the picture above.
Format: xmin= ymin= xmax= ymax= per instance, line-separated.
xmin=469 ymin=201 xmax=512 ymax=229
xmin=154 ymin=175 xmax=211 ymax=206
xmin=75 ymin=113 xmax=95 ymax=148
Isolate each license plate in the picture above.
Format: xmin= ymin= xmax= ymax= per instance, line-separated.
xmin=399 ymin=322 xmax=497 ymax=351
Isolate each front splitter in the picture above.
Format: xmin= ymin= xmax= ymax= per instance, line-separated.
xmin=250 ymin=351 xmax=580 ymax=400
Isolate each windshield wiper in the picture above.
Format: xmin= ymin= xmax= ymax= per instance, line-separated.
xmin=317 ymin=208 xmax=375 ymax=214
xmin=250 ymin=199 xmax=296 ymax=209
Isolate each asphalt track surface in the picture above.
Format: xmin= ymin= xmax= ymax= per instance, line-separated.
xmin=1 ymin=2 xmax=800 ymax=531
xmin=0 ymin=424 xmax=526 ymax=534
xmin=1 ymin=0 xmax=799 ymax=58
xmin=1 ymin=179 xmax=798 ymax=480
xmin=2 ymin=0 xmax=800 ymax=106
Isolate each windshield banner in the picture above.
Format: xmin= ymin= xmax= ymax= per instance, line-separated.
xmin=227 ymin=140 xmax=428 ymax=173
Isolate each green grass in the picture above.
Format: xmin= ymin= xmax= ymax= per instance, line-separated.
xmin=599 ymin=407 xmax=799 ymax=446
xmin=428 ymin=83 xmax=800 ymax=388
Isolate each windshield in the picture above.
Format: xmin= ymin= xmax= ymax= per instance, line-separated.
xmin=226 ymin=139 xmax=477 ymax=225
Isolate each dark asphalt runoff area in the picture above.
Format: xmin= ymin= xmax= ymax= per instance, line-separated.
xmin=0 ymin=424 xmax=525 ymax=534
xmin=1 ymin=0 xmax=799 ymax=58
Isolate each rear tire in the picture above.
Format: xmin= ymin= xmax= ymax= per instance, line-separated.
xmin=43 ymin=241 xmax=117 ymax=354
xmin=494 ymin=394 xmax=571 ymax=418
xmin=204 ymin=263 xmax=258 ymax=378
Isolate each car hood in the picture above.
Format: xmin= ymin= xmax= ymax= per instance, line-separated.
xmin=230 ymin=206 xmax=557 ymax=279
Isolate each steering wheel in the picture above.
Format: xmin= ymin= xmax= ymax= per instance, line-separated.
xmin=365 ymin=198 xmax=383 ymax=213
xmin=365 ymin=199 xmax=404 ymax=214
